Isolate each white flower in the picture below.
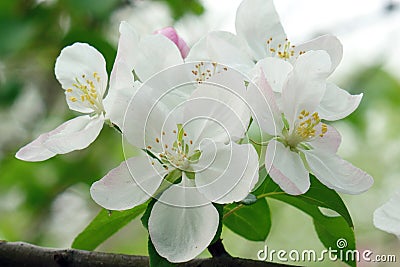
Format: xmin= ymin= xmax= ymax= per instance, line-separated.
xmin=374 ymin=190 xmax=400 ymax=238
xmin=16 ymin=20 xmax=190 ymax=162
xmin=90 ymin=65 xmax=259 ymax=262
xmin=247 ymin=50 xmax=373 ymax=195
xmin=16 ymin=43 xmax=135 ymax=162
xmin=187 ymin=0 xmax=362 ymax=121
xmin=111 ymin=21 xmax=186 ymax=85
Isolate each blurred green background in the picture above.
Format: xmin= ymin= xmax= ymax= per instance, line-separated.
xmin=0 ymin=0 xmax=399 ymax=266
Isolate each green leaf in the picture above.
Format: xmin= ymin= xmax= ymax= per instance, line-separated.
xmin=255 ymin=174 xmax=353 ymax=227
xmin=223 ymin=198 xmax=271 ymax=241
xmin=72 ymin=204 xmax=147 ymax=250
xmin=314 ymin=216 xmax=356 ymax=267
xmin=255 ymin=175 xmax=356 ymax=267
xmin=141 ymin=198 xmax=157 ymax=230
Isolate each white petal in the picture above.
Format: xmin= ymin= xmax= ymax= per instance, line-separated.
xmin=122 ymin=64 xmax=198 ymax=150
xmin=374 ymin=190 xmax=400 ymax=237
xmin=194 ymin=141 xmax=259 ymax=204
xmin=317 ymin=83 xmax=362 ymax=121
xmin=109 ymin=21 xmax=139 ymax=92
xmin=235 ymin=0 xmax=286 ymax=61
xmin=308 ymin=124 xmax=341 ymax=154
xmin=251 ymin=57 xmax=293 ymax=93
xmin=122 ymin=84 xmax=176 ymax=151
xmin=16 ymin=133 xmax=57 ymax=162
xmin=282 ymin=50 xmax=331 ymax=127
xmin=265 ymin=140 xmax=310 ymax=195
xmin=16 ymin=115 xmax=103 ymax=161
xmin=149 ymin=177 xmax=219 ymax=262
xmin=304 ymin=149 xmax=374 ymax=194
xmin=135 ymin=34 xmax=183 ymax=81
xmin=104 ymin=81 xmax=141 ymax=129
xmin=183 ymin=68 xmax=251 ymax=146
xmin=186 ymin=31 xmax=254 ymax=74
xmin=294 ymin=35 xmax=343 ymax=74
xmin=43 ymin=115 xmax=104 ymax=154
xmin=247 ymin=67 xmax=284 ymax=136
xmin=55 ymin=43 xmax=108 ymax=113
xmin=90 ymin=155 xmax=167 ymax=210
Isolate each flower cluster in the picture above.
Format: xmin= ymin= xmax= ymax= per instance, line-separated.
xmin=16 ymin=0 xmax=374 ymax=263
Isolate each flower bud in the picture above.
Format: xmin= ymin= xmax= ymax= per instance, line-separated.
xmin=155 ymin=27 xmax=190 ymax=59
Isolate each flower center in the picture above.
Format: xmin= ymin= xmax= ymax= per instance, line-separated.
xmin=66 ymin=72 xmax=104 ymax=114
xmin=283 ymin=109 xmax=328 ymax=149
xmin=266 ymin=37 xmax=305 ymax=60
xmin=150 ymin=125 xmax=199 ymax=171
xmin=191 ymin=62 xmax=228 ymax=83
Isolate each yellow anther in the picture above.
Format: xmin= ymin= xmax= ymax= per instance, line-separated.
xmin=70 ymin=97 xmax=77 ymax=102
xmin=156 ymin=138 xmax=160 ymax=143
xmin=66 ymin=88 xmax=73 ymax=93
xmin=321 ymin=124 xmax=328 ymax=134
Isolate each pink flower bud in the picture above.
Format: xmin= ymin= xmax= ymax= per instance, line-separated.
xmin=155 ymin=27 xmax=190 ymax=59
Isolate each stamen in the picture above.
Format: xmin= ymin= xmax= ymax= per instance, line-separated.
xmin=266 ymin=37 xmax=301 ymax=60
xmin=295 ymin=110 xmax=323 ymax=140
xmin=191 ymin=62 xmax=228 ymax=83
xmin=67 ymin=72 xmax=103 ymax=113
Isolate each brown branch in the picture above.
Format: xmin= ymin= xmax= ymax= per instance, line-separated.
xmin=207 ymin=238 xmax=231 ymax=258
xmin=0 ymin=241 xmax=299 ymax=267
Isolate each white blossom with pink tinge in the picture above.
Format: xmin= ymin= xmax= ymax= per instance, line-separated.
xmin=16 ymin=43 xmax=137 ymax=161
xmin=187 ymin=0 xmax=362 ymax=122
xmin=247 ymin=50 xmax=373 ymax=195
